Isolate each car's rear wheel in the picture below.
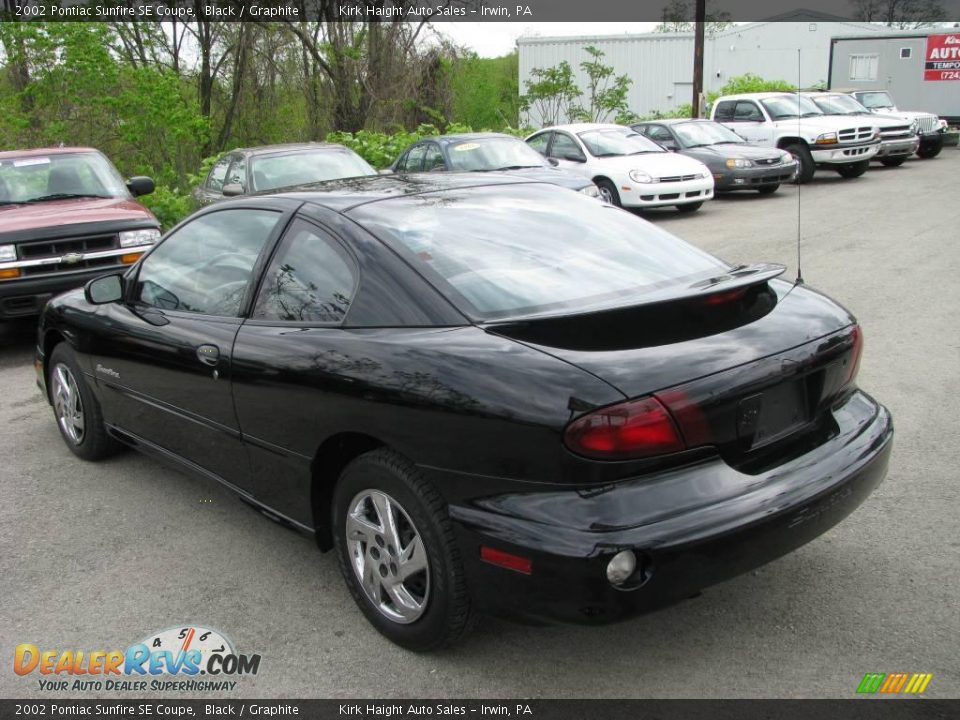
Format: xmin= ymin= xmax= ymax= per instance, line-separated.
xmin=837 ymin=160 xmax=869 ymax=179
xmin=595 ymin=178 xmax=621 ymax=207
xmin=916 ymin=143 xmax=941 ymax=159
xmin=48 ymin=343 xmax=121 ymax=461
xmin=675 ymin=202 xmax=703 ymax=213
xmin=783 ymin=143 xmax=815 ymax=184
xmin=757 ymin=184 xmax=780 ymax=195
xmin=880 ymin=156 xmax=907 ymax=167
xmin=332 ymin=448 xmax=474 ymax=650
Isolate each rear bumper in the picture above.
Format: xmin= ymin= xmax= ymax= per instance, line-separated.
xmin=876 ymin=136 xmax=920 ymax=158
xmin=620 ymin=177 xmax=714 ymax=208
xmin=444 ymin=390 xmax=892 ymax=625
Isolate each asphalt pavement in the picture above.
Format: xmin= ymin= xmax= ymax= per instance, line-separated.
xmin=2 ymin=149 xmax=958 ymax=699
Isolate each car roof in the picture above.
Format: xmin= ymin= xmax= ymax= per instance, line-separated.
xmin=714 ymin=92 xmax=796 ymax=102
xmin=259 ymin=173 xmax=544 ymax=212
xmin=634 ymin=118 xmax=714 ymax=126
xmin=429 ymin=132 xmax=516 ymax=144
xmin=537 ymin=123 xmax=630 ymax=134
xmin=233 ymin=142 xmax=348 ymax=157
xmin=0 ymin=146 xmax=103 ymax=161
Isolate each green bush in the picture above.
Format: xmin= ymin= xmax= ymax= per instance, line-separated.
xmin=706 ymin=73 xmax=796 ymax=104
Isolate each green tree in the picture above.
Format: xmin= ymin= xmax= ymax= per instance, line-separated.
xmin=570 ymin=46 xmax=633 ymax=123
xmin=520 ymin=60 xmax=580 ymax=126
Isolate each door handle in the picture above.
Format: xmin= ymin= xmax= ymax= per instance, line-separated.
xmin=196 ymin=344 xmax=220 ymax=367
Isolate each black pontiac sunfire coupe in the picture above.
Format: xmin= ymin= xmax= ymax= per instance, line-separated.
xmin=35 ymin=174 xmax=892 ymax=650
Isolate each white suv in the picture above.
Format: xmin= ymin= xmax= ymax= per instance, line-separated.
xmin=710 ymin=92 xmax=880 ymax=183
xmin=525 ymin=123 xmax=714 ymax=213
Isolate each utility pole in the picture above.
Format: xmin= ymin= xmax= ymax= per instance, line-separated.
xmin=692 ymin=0 xmax=706 ymax=117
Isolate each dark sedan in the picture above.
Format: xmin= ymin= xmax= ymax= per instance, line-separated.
xmin=390 ymin=132 xmax=601 ymax=198
xmin=193 ymin=143 xmax=377 ymax=206
xmin=633 ymin=119 xmax=797 ymax=194
xmin=36 ymin=175 xmax=891 ymax=650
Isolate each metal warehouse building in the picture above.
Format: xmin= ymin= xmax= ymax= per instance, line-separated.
xmin=518 ymin=18 xmax=882 ymax=126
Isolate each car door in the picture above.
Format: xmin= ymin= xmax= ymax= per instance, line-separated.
xmin=547 ymin=132 xmax=590 ymax=177
xmin=88 ymin=203 xmax=292 ymax=484
xmin=422 ymin=143 xmax=447 ymax=172
xmin=723 ymin=100 xmax=769 ymax=144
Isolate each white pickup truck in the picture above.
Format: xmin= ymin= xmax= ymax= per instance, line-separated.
xmin=710 ymin=92 xmax=880 ymax=183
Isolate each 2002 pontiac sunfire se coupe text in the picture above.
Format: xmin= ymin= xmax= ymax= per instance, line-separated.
xmin=35 ymin=174 xmax=893 ymax=650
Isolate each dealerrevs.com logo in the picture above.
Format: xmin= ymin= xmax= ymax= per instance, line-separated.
xmin=14 ymin=625 xmax=261 ymax=692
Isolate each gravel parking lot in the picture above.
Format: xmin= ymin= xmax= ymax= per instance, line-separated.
xmin=2 ymin=149 xmax=958 ymax=699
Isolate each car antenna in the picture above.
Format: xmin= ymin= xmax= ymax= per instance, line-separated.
xmin=795 ymin=48 xmax=804 ymax=286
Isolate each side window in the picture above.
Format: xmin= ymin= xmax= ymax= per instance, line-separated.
xmin=714 ymin=101 xmax=736 ymax=122
xmin=526 ymin=132 xmax=551 ymax=155
xmin=549 ymin=133 xmax=584 ymax=161
xmin=647 ymin=125 xmax=674 ymax=143
xmin=423 ymin=144 xmax=446 ymax=172
xmin=403 ymin=145 xmax=427 ymax=173
xmin=136 ymin=209 xmax=280 ymax=317
xmin=225 ymin=157 xmax=246 ymax=189
xmin=252 ymin=220 xmax=357 ymax=324
xmin=205 ymin=155 xmax=231 ymax=192
xmin=733 ymin=101 xmax=763 ymax=121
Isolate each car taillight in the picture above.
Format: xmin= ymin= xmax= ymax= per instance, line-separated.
xmin=564 ymin=396 xmax=686 ymax=460
xmin=845 ymin=324 xmax=864 ymax=386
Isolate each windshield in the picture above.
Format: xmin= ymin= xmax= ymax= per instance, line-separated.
xmin=349 ymin=185 xmax=726 ymax=321
xmin=811 ymin=94 xmax=867 ymax=115
xmin=672 ymin=121 xmax=746 ymax=147
xmin=251 ymin=149 xmax=375 ymax=191
xmin=856 ymin=91 xmax=894 ymax=109
xmin=760 ymin=95 xmax=823 ymax=119
xmin=578 ymin=129 xmax=665 ymax=157
xmin=447 ymin=138 xmax=547 ymax=171
xmin=0 ymin=151 xmax=129 ymax=204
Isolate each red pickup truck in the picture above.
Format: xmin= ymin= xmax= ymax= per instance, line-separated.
xmin=0 ymin=147 xmax=159 ymax=318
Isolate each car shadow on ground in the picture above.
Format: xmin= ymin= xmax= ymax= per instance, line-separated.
xmin=0 ymin=318 xmax=38 ymax=367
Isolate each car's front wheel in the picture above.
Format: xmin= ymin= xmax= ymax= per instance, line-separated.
xmin=837 ymin=160 xmax=870 ymax=179
xmin=48 ymin=343 xmax=121 ymax=461
xmin=783 ymin=143 xmax=815 ymax=184
xmin=916 ymin=143 xmax=942 ymax=159
xmin=332 ymin=448 xmax=474 ymax=650
xmin=595 ymin=178 xmax=621 ymax=207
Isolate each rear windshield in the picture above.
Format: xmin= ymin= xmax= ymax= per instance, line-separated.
xmin=349 ymin=184 xmax=728 ymax=321
xmin=251 ymin=149 xmax=375 ymax=192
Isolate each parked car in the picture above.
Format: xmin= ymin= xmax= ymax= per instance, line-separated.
xmin=710 ymin=92 xmax=880 ymax=183
xmin=803 ymin=92 xmax=919 ymax=167
xmin=0 ymin=147 xmax=158 ymax=319
xmin=193 ymin=143 xmax=377 ymax=206
xmin=835 ymin=89 xmax=948 ymax=159
xmin=632 ymin=119 xmax=797 ymax=194
xmin=390 ymin=132 xmax=600 ymax=198
xmin=36 ymin=174 xmax=891 ymax=650
xmin=525 ymin=123 xmax=714 ymax=212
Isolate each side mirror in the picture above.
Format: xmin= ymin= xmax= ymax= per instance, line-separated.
xmin=547 ymin=157 xmax=559 ymax=167
xmin=127 ymin=176 xmax=155 ymax=197
xmin=85 ymin=273 xmax=124 ymax=305
xmin=222 ymin=183 xmax=244 ymax=197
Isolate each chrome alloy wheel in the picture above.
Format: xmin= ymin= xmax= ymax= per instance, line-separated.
xmin=597 ymin=185 xmax=615 ymax=204
xmin=52 ymin=363 xmax=85 ymax=445
xmin=345 ymin=489 xmax=430 ymax=624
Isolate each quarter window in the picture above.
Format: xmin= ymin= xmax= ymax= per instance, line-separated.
xmin=205 ymin=156 xmax=231 ymax=192
xmin=252 ymin=220 xmax=357 ymax=324
xmin=135 ymin=209 xmax=280 ymax=317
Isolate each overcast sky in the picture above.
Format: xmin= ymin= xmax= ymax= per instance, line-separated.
xmin=431 ymin=22 xmax=660 ymax=57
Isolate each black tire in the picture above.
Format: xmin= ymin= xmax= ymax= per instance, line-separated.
xmin=837 ymin=160 xmax=869 ymax=179
xmin=757 ymin=184 xmax=780 ymax=195
xmin=595 ymin=178 xmax=621 ymax=207
xmin=675 ymin=201 xmax=703 ymax=213
xmin=916 ymin=143 xmax=942 ymax=159
xmin=783 ymin=143 xmax=815 ymax=184
xmin=48 ymin=343 xmax=121 ymax=461
xmin=332 ymin=448 xmax=474 ymax=651
xmin=880 ymin=156 xmax=907 ymax=167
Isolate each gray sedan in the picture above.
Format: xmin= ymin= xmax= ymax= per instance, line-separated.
xmin=633 ymin=119 xmax=797 ymax=194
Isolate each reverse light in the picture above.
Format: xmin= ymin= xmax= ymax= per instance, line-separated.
xmin=0 ymin=244 xmax=16 ymax=263
xmin=119 ymin=228 xmax=161 ymax=247
xmin=725 ymin=158 xmax=754 ymax=168
xmin=564 ymin=396 xmax=685 ymax=460
xmin=628 ymin=170 xmax=653 ymax=183
xmin=480 ymin=546 xmax=532 ymax=575
xmin=815 ymin=132 xmax=838 ymax=145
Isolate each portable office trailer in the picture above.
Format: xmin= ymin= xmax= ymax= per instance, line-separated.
xmin=829 ymin=31 xmax=960 ymax=122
